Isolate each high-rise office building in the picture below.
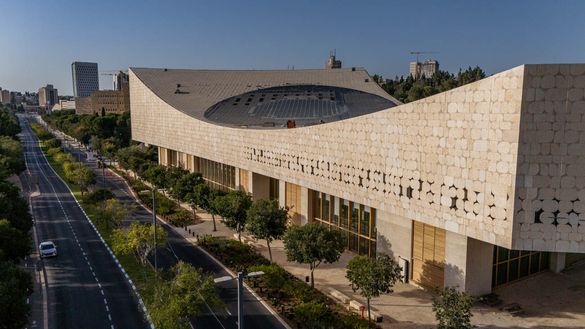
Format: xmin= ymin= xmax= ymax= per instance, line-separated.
xmin=71 ymin=62 xmax=99 ymax=97
xmin=38 ymin=84 xmax=59 ymax=107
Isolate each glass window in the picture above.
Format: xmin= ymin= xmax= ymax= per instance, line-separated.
xmin=323 ymin=194 xmax=331 ymax=222
xmin=332 ymin=197 xmax=339 ymax=226
xmin=314 ymin=192 xmax=321 ymax=219
xmin=361 ymin=206 xmax=370 ymax=236
xmin=340 ymin=199 xmax=349 ymax=229
xmin=351 ymin=203 xmax=359 ymax=233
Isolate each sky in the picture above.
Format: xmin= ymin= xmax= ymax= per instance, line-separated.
xmin=1 ymin=0 xmax=584 ymax=95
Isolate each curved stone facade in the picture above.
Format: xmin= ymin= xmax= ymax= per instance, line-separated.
xmin=130 ymin=64 xmax=585 ymax=253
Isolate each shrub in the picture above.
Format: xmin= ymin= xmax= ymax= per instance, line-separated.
xmin=167 ymin=209 xmax=193 ymax=227
xmin=44 ymin=138 xmax=61 ymax=148
xmin=432 ymin=287 xmax=474 ymax=329
xmin=54 ymin=152 xmax=74 ymax=164
xmin=83 ymin=188 xmax=116 ymax=205
xmin=248 ymin=264 xmax=287 ymax=292
xmin=293 ymin=301 xmax=336 ymax=329
xmin=46 ymin=147 xmax=62 ymax=157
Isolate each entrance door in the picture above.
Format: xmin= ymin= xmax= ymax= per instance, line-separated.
xmin=412 ymin=221 xmax=446 ymax=289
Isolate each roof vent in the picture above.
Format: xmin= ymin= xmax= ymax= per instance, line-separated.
xmin=364 ymin=78 xmax=369 ymax=83
xmin=352 ymin=67 xmax=356 ymax=71
xmin=164 ymin=68 xmax=168 ymax=72
xmin=177 ymin=83 xmax=181 ymax=88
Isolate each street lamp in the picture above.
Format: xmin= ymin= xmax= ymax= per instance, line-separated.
xmin=140 ymin=187 xmax=166 ymax=273
xmin=214 ymin=271 xmax=264 ymax=329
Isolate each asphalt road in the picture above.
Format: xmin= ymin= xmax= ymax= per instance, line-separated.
xmin=36 ymin=115 xmax=290 ymax=329
xmin=19 ymin=114 xmax=149 ymax=329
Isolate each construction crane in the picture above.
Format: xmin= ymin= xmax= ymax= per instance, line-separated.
xmin=409 ymin=51 xmax=438 ymax=63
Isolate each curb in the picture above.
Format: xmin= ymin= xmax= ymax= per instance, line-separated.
xmin=31 ymin=121 xmax=155 ymax=329
xmin=109 ymin=167 xmax=293 ymax=329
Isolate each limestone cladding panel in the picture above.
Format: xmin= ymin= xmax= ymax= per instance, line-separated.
xmin=513 ymin=64 xmax=585 ymax=253
xmin=130 ymin=66 xmax=528 ymax=248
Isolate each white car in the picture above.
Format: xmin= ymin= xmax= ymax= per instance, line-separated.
xmin=39 ymin=241 xmax=57 ymax=258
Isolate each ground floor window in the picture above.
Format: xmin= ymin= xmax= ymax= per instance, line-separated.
xmin=310 ymin=190 xmax=376 ymax=257
xmin=269 ymin=177 xmax=279 ymax=201
xmin=197 ymin=157 xmax=236 ymax=192
xmin=492 ymin=246 xmax=549 ymax=287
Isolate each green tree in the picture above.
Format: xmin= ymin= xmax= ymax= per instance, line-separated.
xmin=0 ymin=261 xmax=32 ymax=329
xmin=165 ymin=166 xmax=188 ymax=190
xmin=215 ymin=190 xmax=252 ymax=242
xmin=0 ymin=109 xmax=21 ymax=137
xmin=170 ymin=172 xmax=202 ymax=202
xmin=245 ymin=199 xmax=288 ymax=262
xmin=283 ymin=223 xmax=346 ymax=287
xmin=0 ymin=181 xmax=33 ymax=233
xmin=63 ymin=162 xmax=96 ymax=195
xmin=186 ymin=183 xmax=213 ymax=226
xmin=0 ymin=219 xmax=32 ymax=263
xmin=432 ymin=287 xmax=474 ymax=329
xmin=95 ymin=199 xmax=132 ymax=230
xmin=111 ymin=222 xmax=167 ymax=266
xmin=150 ymin=262 xmax=221 ymax=329
xmin=143 ymin=164 xmax=168 ymax=189
xmin=346 ymin=254 xmax=402 ymax=323
xmin=0 ymin=136 xmax=25 ymax=177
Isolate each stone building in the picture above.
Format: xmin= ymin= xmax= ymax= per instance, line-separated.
xmin=410 ymin=59 xmax=439 ymax=78
xmin=74 ymin=74 xmax=129 ymax=115
xmin=38 ymin=84 xmax=58 ymax=107
xmin=129 ymin=64 xmax=585 ymax=295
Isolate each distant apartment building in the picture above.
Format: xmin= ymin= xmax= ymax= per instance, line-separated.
xmin=113 ymin=71 xmax=129 ymax=91
xmin=51 ymin=99 xmax=76 ymax=111
xmin=24 ymin=92 xmax=38 ymax=105
xmin=71 ymin=62 xmax=99 ymax=97
xmin=325 ymin=52 xmax=342 ymax=69
xmin=75 ymin=91 xmax=129 ymax=115
xmin=11 ymin=92 xmax=23 ymax=104
xmin=409 ymin=59 xmax=439 ymax=78
xmin=0 ymin=89 xmax=10 ymax=105
xmin=38 ymin=84 xmax=59 ymax=107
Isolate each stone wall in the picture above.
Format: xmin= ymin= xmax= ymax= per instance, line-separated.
xmin=130 ymin=64 xmax=585 ymax=252
xmin=513 ymin=64 xmax=585 ymax=252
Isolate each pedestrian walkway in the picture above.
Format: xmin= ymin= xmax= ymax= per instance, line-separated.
xmin=39 ymin=116 xmax=585 ymax=329
xmin=179 ymin=212 xmax=585 ymax=329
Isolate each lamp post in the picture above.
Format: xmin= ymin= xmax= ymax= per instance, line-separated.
xmin=141 ymin=187 xmax=165 ymax=273
xmin=214 ymin=271 xmax=264 ymax=329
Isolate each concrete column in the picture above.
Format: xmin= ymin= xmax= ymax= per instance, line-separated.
xmin=234 ymin=168 xmax=240 ymax=190
xmin=278 ymin=179 xmax=286 ymax=208
xmin=376 ymin=210 xmax=412 ymax=261
xmin=299 ymin=186 xmax=309 ymax=225
xmin=444 ymin=231 xmax=468 ymax=291
xmin=251 ymin=172 xmax=270 ymax=201
xmin=549 ymin=252 xmax=566 ymax=273
xmin=444 ymin=232 xmax=493 ymax=296
xmin=464 ymin=238 xmax=493 ymax=296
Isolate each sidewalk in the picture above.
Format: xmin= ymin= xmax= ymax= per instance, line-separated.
xmin=179 ymin=210 xmax=585 ymax=329
xmin=40 ymin=116 xmax=585 ymax=328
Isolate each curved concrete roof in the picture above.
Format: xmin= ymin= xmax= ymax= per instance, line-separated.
xmin=130 ymin=67 xmax=399 ymax=128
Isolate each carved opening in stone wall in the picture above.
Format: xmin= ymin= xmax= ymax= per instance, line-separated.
xmin=244 ymin=146 xmax=511 ymax=221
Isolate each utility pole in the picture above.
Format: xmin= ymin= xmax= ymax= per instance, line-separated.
xmin=152 ymin=188 xmax=157 ymax=273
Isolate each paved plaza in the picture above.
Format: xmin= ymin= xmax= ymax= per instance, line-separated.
xmin=169 ymin=209 xmax=585 ymax=329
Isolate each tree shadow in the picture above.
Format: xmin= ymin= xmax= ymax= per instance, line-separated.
xmin=376 ymin=233 xmax=394 ymax=260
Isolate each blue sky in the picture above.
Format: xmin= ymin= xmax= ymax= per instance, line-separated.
xmin=1 ymin=0 xmax=584 ymax=95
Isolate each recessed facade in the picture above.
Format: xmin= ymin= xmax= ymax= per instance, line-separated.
xmin=129 ymin=64 xmax=585 ymax=295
